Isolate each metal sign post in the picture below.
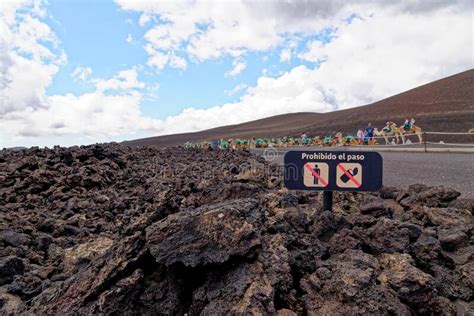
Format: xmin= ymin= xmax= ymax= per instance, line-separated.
xmin=323 ymin=191 xmax=333 ymax=211
xmin=284 ymin=151 xmax=383 ymax=211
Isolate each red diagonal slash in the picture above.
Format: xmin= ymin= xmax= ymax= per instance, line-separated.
xmin=304 ymin=163 xmax=328 ymax=187
xmin=338 ymin=164 xmax=361 ymax=187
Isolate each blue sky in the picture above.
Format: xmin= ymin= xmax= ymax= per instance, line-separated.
xmin=0 ymin=0 xmax=471 ymax=147
xmin=45 ymin=0 xmax=322 ymax=118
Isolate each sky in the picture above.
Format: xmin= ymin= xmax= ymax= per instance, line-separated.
xmin=0 ymin=0 xmax=473 ymax=148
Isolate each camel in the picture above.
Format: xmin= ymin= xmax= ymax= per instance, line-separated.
xmin=302 ymin=136 xmax=313 ymax=146
xmin=284 ymin=137 xmax=300 ymax=147
xmin=401 ymin=119 xmax=423 ymax=143
xmin=335 ymin=132 xmax=345 ymax=146
xmin=368 ymin=138 xmax=378 ymax=145
xmin=271 ymin=138 xmax=284 ymax=147
xmin=323 ymin=136 xmax=337 ymax=147
xmin=374 ymin=122 xmax=404 ymax=145
xmin=234 ymin=139 xmax=250 ymax=150
xmin=344 ymin=135 xmax=360 ymax=146
xmin=312 ymin=136 xmax=323 ymax=146
xmin=255 ymin=138 xmax=270 ymax=148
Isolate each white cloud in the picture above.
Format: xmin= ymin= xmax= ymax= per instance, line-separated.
xmin=145 ymin=65 xmax=335 ymax=136
xmin=280 ymin=38 xmax=298 ymax=62
xmin=224 ymin=83 xmax=247 ymax=96
xmin=126 ymin=33 xmax=133 ymax=43
xmin=144 ymin=44 xmax=187 ymax=70
xmin=2 ymin=0 xmax=473 ymax=148
xmin=280 ymin=49 xmax=292 ymax=62
xmin=0 ymin=0 xmax=66 ymax=116
xmin=143 ymin=83 xmax=160 ymax=102
xmin=225 ymin=58 xmax=246 ymax=77
xmin=1 ymin=90 xmax=162 ymax=147
xmin=1 ymin=66 xmax=161 ymax=147
xmin=0 ymin=2 xmax=162 ymax=148
xmin=116 ymin=1 xmax=348 ymax=69
xmin=297 ymin=8 xmax=473 ymax=109
xmin=125 ymin=4 xmax=473 ymax=138
xmin=146 ymin=48 xmax=168 ymax=70
xmin=94 ymin=68 xmax=145 ymax=92
xmin=138 ymin=13 xmax=151 ymax=26
xmin=71 ymin=66 xmax=92 ymax=81
xmin=168 ymin=52 xmax=187 ymax=69
xmin=116 ymin=0 xmax=471 ymax=70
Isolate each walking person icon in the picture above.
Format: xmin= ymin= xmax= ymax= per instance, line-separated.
xmin=303 ymin=162 xmax=329 ymax=188
xmin=313 ymin=165 xmax=320 ymax=185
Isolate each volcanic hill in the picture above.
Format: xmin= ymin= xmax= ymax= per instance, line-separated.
xmin=125 ymin=69 xmax=474 ymax=148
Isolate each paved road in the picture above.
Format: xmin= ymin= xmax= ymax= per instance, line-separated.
xmin=252 ymin=148 xmax=474 ymax=199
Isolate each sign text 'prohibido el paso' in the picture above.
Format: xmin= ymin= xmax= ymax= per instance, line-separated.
xmin=284 ymin=151 xmax=383 ymax=192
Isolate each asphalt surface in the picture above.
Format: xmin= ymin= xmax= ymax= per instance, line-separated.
xmin=252 ymin=148 xmax=474 ymax=199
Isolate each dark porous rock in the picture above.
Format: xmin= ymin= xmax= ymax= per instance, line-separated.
xmin=401 ymin=185 xmax=461 ymax=208
xmin=409 ymin=229 xmax=455 ymax=270
xmin=438 ymin=227 xmax=468 ymax=251
xmin=412 ymin=206 xmax=472 ymax=227
xmin=0 ymin=145 xmax=472 ymax=315
xmin=280 ymin=192 xmax=299 ymax=208
xmin=417 ymin=186 xmax=461 ymax=206
xmin=282 ymin=206 xmax=308 ymax=232
xmin=379 ymin=186 xmax=400 ymax=199
xmin=431 ymin=265 xmax=473 ymax=301
xmin=6 ymin=273 xmax=43 ymax=299
xmin=0 ymin=230 xmax=31 ymax=248
xmin=398 ymin=223 xmax=422 ymax=242
xmin=301 ymin=250 xmax=409 ymax=315
xmin=190 ymin=261 xmax=275 ymax=314
xmin=0 ymin=256 xmax=25 ymax=286
xmin=448 ymin=198 xmax=474 ymax=212
xmin=35 ymin=218 xmax=55 ymax=233
xmin=146 ymin=199 xmax=263 ymax=267
xmin=327 ymin=228 xmax=361 ymax=254
xmin=285 ymin=233 xmax=326 ymax=274
xmin=359 ymin=196 xmax=393 ymax=218
xmin=454 ymin=300 xmax=474 ymax=316
xmin=356 ymin=218 xmax=410 ymax=255
xmin=0 ymin=288 xmax=22 ymax=315
xmin=63 ymin=237 xmax=113 ymax=273
xmin=310 ymin=210 xmax=351 ymax=240
xmin=377 ymin=253 xmax=439 ymax=313
xmin=188 ymin=234 xmax=292 ymax=315
xmin=27 ymin=232 xmax=150 ymax=314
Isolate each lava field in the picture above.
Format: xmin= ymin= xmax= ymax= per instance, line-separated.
xmin=0 ymin=144 xmax=472 ymax=315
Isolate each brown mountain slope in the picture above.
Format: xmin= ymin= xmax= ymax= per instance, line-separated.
xmin=124 ymin=69 xmax=474 ymax=147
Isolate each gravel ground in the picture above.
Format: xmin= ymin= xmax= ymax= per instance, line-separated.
xmin=253 ymin=149 xmax=474 ymax=199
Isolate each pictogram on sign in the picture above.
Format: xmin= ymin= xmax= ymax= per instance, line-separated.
xmin=284 ymin=150 xmax=382 ymax=192
xmin=303 ymin=162 xmax=329 ymax=187
xmin=336 ymin=163 xmax=362 ymax=188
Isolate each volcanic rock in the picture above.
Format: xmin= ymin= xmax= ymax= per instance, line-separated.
xmin=145 ymin=198 xmax=262 ymax=267
xmin=0 ymin=256 xmax=24 ymax=286
xmin=0 ymin=144 xmax=472 ymax=315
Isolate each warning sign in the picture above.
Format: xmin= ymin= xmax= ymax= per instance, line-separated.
xmin=336 ymin=163 xmax=362 ymax=188
xmin=303 ymin=162 xmax=329 ymax=187
xmin=283 ymin=150 xmax=382 ymax=192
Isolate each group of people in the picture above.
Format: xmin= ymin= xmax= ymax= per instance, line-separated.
xmin=356 ymin=124 xmax=374 ymax=143
xmin=355 ymin=118 xmax=415 ymax=143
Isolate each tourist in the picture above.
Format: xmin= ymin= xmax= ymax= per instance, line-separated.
xmin=365 ymin=123 xmax=374 ymax=142
xmin=356 ymin=129 xmax=365 ymax=144
xmin=403 ymin=118 xmax=411 ymax=130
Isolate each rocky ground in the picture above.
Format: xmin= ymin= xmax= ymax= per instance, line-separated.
xmin=0 ymin=144 xmax=472 ymax=315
